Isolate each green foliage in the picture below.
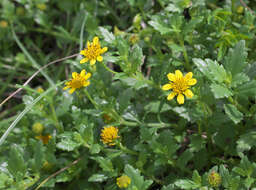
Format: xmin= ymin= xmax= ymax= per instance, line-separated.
xmin=1 ymin=0 xmax=256 ymax=190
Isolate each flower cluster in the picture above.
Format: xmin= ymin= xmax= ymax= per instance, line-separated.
xmin=100 ymin=126 xmax=120 ymax=146
xmin=116 ymin=175 xmax=131 ymax=188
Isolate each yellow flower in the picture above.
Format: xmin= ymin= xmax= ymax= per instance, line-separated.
xmin=32 ymin=122 xmax=44 ymax=134
xmin=116 ymin=175 xmax=131 ymax=188
xmin=208 ymin=171 xmax=222 ymax=187
xmin=36 ymin=3 xmax=47 ymax=11
xmin=80 ymin=37 xmax=108 ymax=65
xmin=36 ymin=134 xmax=52 ymax=144
xmin=162 ymin=70 xmax=197 ymax=104
xmin=100 ymin=126 xmax=119 ymax=146
xmin=63 ymin=69 xmax=91 ymax=94
xmin=0 ymin=20 xmax=8 ymax=28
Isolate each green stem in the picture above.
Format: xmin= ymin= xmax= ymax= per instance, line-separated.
xmin=49 ymin=101 xmax=62 ymax=133
xmin=178 ymin=35 xmax=191 ymax=71
xmin=228 ymin=96 xmax=250 ymax=116
xmin=102 ymin=63 xmax=118 ymax=74
xmin=121 ymin=120 xmax=177 ymax=128
xmin=118 ymin=142 xmax=138 ymax=155
xmin=84 ymin=89 xmax=99 ymax=109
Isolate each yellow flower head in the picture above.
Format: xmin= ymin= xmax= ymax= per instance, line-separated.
xmin=100 ymin=126 xmax=119 ymax=146
xmin=36 ymin=134 xmax=52 ymax=144
xmin=162 ymin=70 xmax=197 ymax=104
xmin=0 ymin=20 xmax=8 ymax=28
xmin=208 ymin=171 xmax=222 ymax=187
xmin=32 ymin=122 xmax=44 ymax=134
xmin=116 ymin=175 xmax=131 ymax=188
xmin=63 ymin=69 xmax=91 ymax=94
xmin=80 ymin=36 xmax=108 ymax=65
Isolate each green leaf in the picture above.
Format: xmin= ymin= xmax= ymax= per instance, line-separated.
xmin=91 ymin=156 xmax=114 ymax=172
xmin=88 ymin=174 xmax=108 ymax=182
xmin=175 ymin=179 xmax=200 ymax=189
xmin=224 ymin=40 xmax=247 ymax=76
xmin=193 ymin=58 xmax=227 ymax=83
xmin=237 ymin=131 xmax=256 ymax=152
xmin=124 ymin=164 xmax=153 ymax=190
xmin=177 ymin=150 xmax=193 ymax=171
xmin=7 ymin=145 xmax=26 ymax=180
xmin=210 ymin=83 xmax=233 ymax=98
xmin=236 ymin=80 xmax=256 ymax=97
xmin=192 ymin=170 xmax=201 ymax=186
xmin=224 ymin=104 xmax=243 ymax=124
xmin=90 ymin=144 xmax=101 ymax=154
xmin=148 ymin=17 xmax=173 ymax=35
xmin=189 ymin=135 xmax=205 ymax=152
xmin=145 ymin=101 xmax=172 ymax=113
xmin=129 ymin=44 xmax=143 ymax=73
xmin=99 ymin=27 xmax=115 ymax=44
xmin=0 ymin=172 xmax=12 ymax=188
xmin=230 ymin=73 xmax=249 ymax=88
xmin=56 ymin=132 xmax=80 ymax=151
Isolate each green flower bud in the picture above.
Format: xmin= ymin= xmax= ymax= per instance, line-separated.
xmin=32 ymin=122 xmax=44 ymax=134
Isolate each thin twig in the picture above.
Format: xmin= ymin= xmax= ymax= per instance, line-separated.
xmin=240 ymin=0 xmax=255 ymax=15
xmin=0 ymin=53 xmax=79 ymax=108
xmin=35 ymin=157 xmax=82 ymax=190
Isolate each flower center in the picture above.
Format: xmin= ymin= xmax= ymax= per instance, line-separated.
xmin=70 ymin=77 xmax=84 ymax=88
xmin=172 ymin=77 xmax=189 ymax=94
xmin=85 ymin=44 xmax=101 ymax=59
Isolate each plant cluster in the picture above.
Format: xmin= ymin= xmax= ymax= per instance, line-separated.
xmin=1 ymin=0 xmax=256 ymax=190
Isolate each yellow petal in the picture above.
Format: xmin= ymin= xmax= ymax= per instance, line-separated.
xmin=87 ymin=41 xmax=90 ymax=47
xmin=184 ymin=89 xmax=194 ymax=98
xmin=69 ymin=88 xmax=76 ymax=94
xmin=93 ymin=36 xmax=99 ymax=45
xmin=90 ymin=59 xmax=96 ymax=65
xmin=167 ymin=73 xmax=176 ymax=82
xmin=80 ymin=58 xmax=88 ymax=64
xmin=188 ymin=78 xmax=197 ymax=85
xmin=80 ymin=50 xmax=85 ymax=55
xmin=175 ymin=70 xmax=183 ymax=78
xmin=97 ymin=56 xmax=103 ymax=62
xmin=84 ymin=73 xmax=91 ymax=80
xmin=185 ymin=72 xmax=193 ymax=80
xmin=72 ymin=72 xmax=78 ymax=78
xmin=83 ymin=81 xmax=90 ymax=87
xmin=162 ymin=84 xmax=172 ymax=91
xmin=167 ymin=92 xmax=176 ymax=100
xmin=63 ymin=86 xmax=69 ymax=90
xmin=80 ymin=69 xmax=86 ymax=76
xmin=101 ymin=47 xmax=108 ymax=53
xmin=177 ymin=94 xmax=184 ymax=104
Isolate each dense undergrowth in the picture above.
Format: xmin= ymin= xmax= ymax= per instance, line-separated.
xmin=1 ymin=0 xmax=256 ymax=189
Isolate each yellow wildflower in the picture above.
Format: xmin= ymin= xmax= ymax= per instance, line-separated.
xmin=36 ymin=134 xmax=52 ymax=144
xmin=116 ymin=175 xmax=131 ymax=188
xmin=36 ymin=3 xmax=47 ymax=11
xmin=0 ymin=20 xmax=8 ymax=28
xmin=32 ymin=122 xmax=44 ymax=134
xmin=100 ymin=126 xmax=119 ymax=146
xmin=63 ymin=69 xmax=91 ymax=94
xmin=80 ymin=37 xmax=108 ymax=65
xmin=162 ymin=70 xmax=197 ymax=104
xmin=208 ymin=171 xmax=222 ymax=187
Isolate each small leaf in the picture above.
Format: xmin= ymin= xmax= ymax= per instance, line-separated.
xmin=237 ymin=131 xmax=256 ymax=152
xmin=224 ymin=104 xmax=243 ymax=124
xmin=99 ymin=27 xmax=115 ymax=44
xmin=236 ymin=80 xmax=256 ymax=97
xmin=175 ymin=179 xmax=200 ymax=189
xmin=88 ymin=174 xmax=108 ymax=182
xmin=91 ymin=156 xmax=114 ymax=172
xmin=231 ymin=73 xmax=249 ymax=88
xmin=210 ymin=84 xmax=233 ymax=98
xmin=224 ymin=40 xmax=247 ymax=76
xmin=56 ymin=132 xmax=80 ymax=151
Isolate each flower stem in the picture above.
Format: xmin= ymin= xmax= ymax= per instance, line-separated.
xmin=118 ymin=142 xmax=138 ymax=155
xmin=84 ymin=89 xmax=99 ymax=109
xmin=178 ymin=36 xmax=191 ymax=71
xmin=102 ymin=62 xmax=118 ymax=74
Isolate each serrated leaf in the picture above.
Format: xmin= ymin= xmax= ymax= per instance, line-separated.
xmin=224 ymin=104 xmax=243 ymax=124
xmin=129 ymin=44 xmax=143 ymax=72
xmin=91 ymin=157 xmax=114 ymax=172
xmin=7 ymin=145 xmax=26 ymax=180
xmin=177 ymin=150 xmax=193 ymax=171
xmin=56 ymin=132 xmax=80 ymax=151
xmin=237 ymin=131 xmax=256 ymax=152
xmin=192 ymin=170 xmax=201 ymax=185
xmin=210 ymin=83 xmax=233 ymax=98
xmin=175 ymin=179 xmax=200 ymax=189
xmin=88 ymin=174 xmax=108 ymax=182
xmin=231 ymin=73 xmax=249 ymax=88
xmin=124 ymin=164 xmax=153 ymax=190
xmin=99 ymin=27 xmax=115 ymax=44
xmin=236 ymin=80 xmax=256 ymax=97
xmin=224 ymin=40 xmax=247 ymax=76
xmin=148 ymin=18 xmax=172 ymax=35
